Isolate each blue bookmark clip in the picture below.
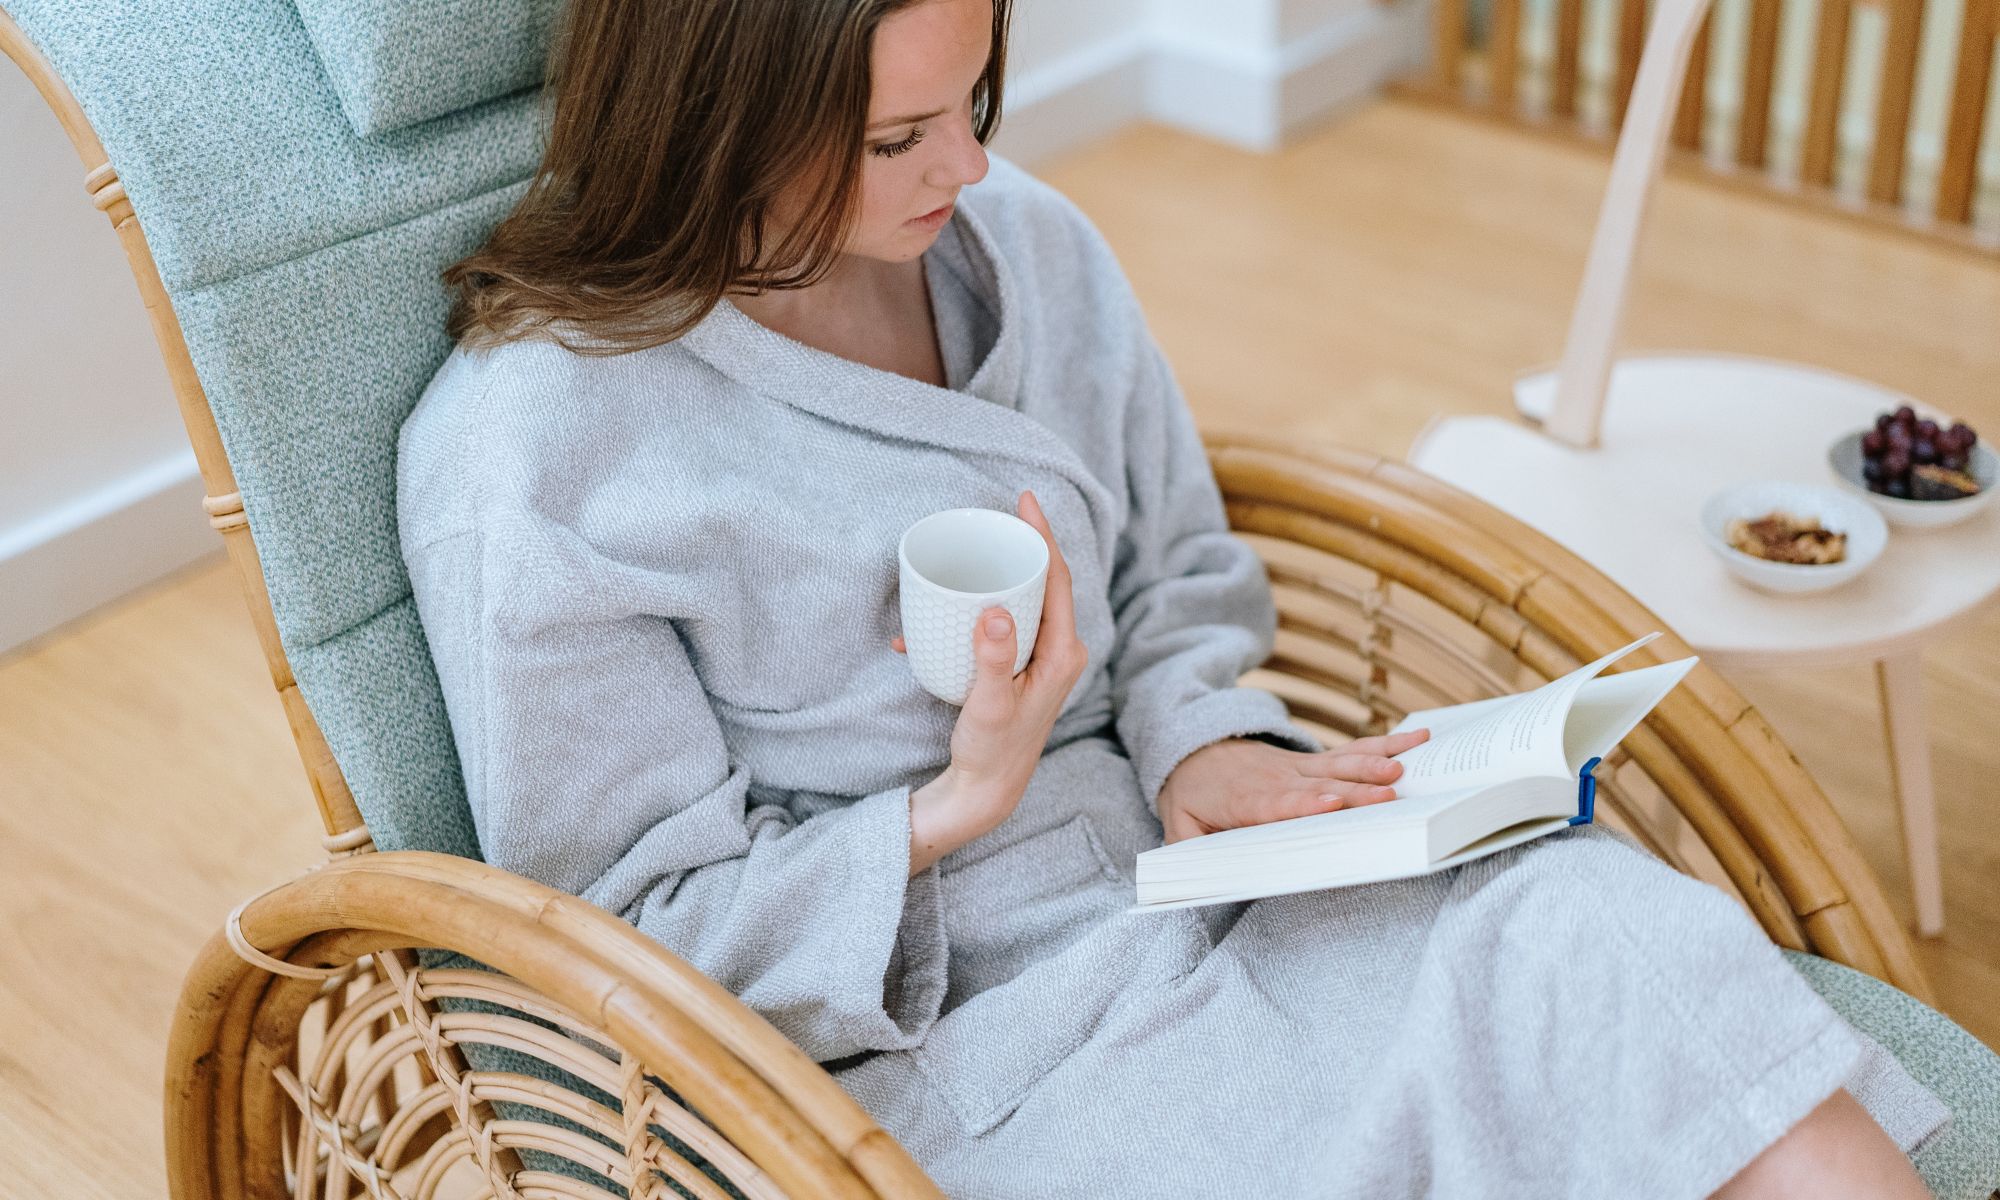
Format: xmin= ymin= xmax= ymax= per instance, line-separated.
xmin=1569 ymin=756 xmax=1602 ymax=826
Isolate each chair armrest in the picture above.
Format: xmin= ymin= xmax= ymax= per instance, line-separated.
xmin=168 ymin=849 xmax=941 ymax=1199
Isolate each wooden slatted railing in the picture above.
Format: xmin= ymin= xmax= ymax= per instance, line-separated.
xmin=1398 ymin=0 xmax=2000 ymax=254
xmin=1940 ymin=0 xmax=1998 ymax=220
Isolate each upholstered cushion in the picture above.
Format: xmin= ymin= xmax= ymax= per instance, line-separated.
xmin=293 ymin=0 xmax=560 ymax=137
xmin=1782 ymin=949 xmax=2000 ymax=1200
xmin=9 ymin=0 xmax=541 ymax=857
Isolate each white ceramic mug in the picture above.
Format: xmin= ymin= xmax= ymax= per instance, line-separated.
xmin=897 ymin=507 xmax=1050 ymax=705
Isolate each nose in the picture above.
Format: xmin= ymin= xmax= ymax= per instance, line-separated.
xmin=928 ymin=102 xmax=989 ymax=189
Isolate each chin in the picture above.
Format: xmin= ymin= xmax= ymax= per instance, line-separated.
xmin=853 ymin=229 xmax=939 ymax=263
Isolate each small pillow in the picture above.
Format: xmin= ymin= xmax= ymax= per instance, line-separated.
xmin=294 ymin=0 xmax=561 ymax=138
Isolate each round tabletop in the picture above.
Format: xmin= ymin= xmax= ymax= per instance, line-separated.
xmin=1407 ymin=353 xmax=2000 ymax=669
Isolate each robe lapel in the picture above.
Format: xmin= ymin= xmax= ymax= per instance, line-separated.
xmin=677 ymin=199 xmax=1124 ymax=572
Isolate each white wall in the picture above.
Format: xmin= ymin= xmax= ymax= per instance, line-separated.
xmin=0 ymin=64 xmax=214 ymax=658
xmin=0 ymin=0 xmax=1426 ymax=657
xmin=987 ymin=0 xmax=1153 ymax=163
xmin=992 ymin=0 xmax=1426 ymax=160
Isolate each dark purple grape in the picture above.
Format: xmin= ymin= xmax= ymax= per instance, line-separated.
xmin=1861 ymin=429 xmax=1886 ymax=455
xmin=1886 ymin=424 xmax=1913 ymax=452
xmin=1863 ymin=456 xmax=1885 ymax=482
xmin=1950 ymin=422 xmax=1977 ymax=450
xmin=1894 ymin=405 xmax=1917 ymax=428
xmin=1942 ymin=450 xmax=1968 ymax=472
xmin=1914 ymin=438 xmax=1939 ymax=465
xmin=1867 ymin=479 xmax=1891 ymax=494
xmin=1886 ymin=476 xmax=1912 ymax=499
xmin=1916 ymin=418 xmax=1940 ymax=442
xmin=1876 ymin=413 xmax=1897 ymax=433
xmin=1882 ymin=449 xmax=1911 ymax=479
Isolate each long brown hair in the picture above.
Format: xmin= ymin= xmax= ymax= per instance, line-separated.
xmin=444 ymin=0 xmax=1011 ymax=355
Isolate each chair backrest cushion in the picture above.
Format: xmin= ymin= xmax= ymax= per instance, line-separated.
xmin=294 ymin=0 xmax=561 ymax=137
xmin=6 ymin=0 xmax=558 ymax=859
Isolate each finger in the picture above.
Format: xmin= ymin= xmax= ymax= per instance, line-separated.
xmin=1249 ymin=789 xmax=1353 ymax=825
xmin=965 ymin=605 xmax=1020 ymax=699
xmin=1314 ymin=780 xmax=1399 ymax=809
xmin=1017 ymin=489 xmax=1082 ymax=677
xmin=1339 ymin=728 xmax=1432 ymax=758
xmin=1236 ymin=780 xmax=1400 ymax=828
xmin=1020 ymin=490 xmax=1072 ymax=609
xmin=1296 ymin=753 xmax=1404 ymax=785
xmin=890 ymin=635 xmax=906 ymax=655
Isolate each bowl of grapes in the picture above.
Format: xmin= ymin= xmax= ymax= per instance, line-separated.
xmin=1829 ymin=406 xmax=1996 ymax=530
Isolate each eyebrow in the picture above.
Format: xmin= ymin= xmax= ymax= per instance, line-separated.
xmin=867 ymin=106 xmax=948 ymax=132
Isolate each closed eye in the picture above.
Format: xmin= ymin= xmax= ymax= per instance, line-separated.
xmin=870 ymin=125 xmax=926 ymax=158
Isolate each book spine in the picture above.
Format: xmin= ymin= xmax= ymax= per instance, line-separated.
xmin=1568 ymin=756 xmax=1602 ymax=826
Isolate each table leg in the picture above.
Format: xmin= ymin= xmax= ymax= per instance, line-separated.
xmin=1875 ymin=652 xmax=1944 ymax=938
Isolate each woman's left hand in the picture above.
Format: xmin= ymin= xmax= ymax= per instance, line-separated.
xmin=1154 ymin=728 xmax=1432 ymax=844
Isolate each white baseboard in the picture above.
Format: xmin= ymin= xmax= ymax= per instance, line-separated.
xmin=0 ymin=452 xmax=218 ymax=659
xmin=997 ymin=2 xmax=1423 ymax=163
xmin=1147 ymin=2 xmax=1423 ymax=152
xmin=989 ymin=30 xmax=1151 ymax=166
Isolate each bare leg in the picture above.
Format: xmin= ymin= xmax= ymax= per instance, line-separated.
xmin=1710 ymin=1087 xmax=1930 ymax=1199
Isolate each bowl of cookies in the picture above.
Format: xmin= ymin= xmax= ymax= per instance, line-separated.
xmin=1699 ymin=481 xmax=1887 ymax=594
xmin=1828 ymin=406 xmax=1996 ymax=529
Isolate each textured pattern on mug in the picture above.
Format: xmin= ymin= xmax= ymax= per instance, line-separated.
xmin=899 ymin=560 xmax=1045 ymax=705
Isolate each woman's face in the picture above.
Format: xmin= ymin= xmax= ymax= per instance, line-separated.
xmin=843 ymin=0 xmax=994 ymax=263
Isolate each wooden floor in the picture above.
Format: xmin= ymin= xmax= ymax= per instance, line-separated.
xmin=2 ymin=97 xmax=1995 ymax=1196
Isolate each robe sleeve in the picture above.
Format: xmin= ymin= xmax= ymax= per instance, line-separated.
xmin=1106 ymin=327 xmax=1328 ymax=817
xmin=401 ymin=501 xmax=949 ymax=1064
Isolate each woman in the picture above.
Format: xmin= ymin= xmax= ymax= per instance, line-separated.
xmin=394 ymin=0 xmax=1951 ymax=1194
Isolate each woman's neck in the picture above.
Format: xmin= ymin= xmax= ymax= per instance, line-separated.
xmin=732 ymin=252 xmax=948 ymax=388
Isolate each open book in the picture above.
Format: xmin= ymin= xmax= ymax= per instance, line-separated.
xmin=1132 ymin=633 xmax=1697 ymax=910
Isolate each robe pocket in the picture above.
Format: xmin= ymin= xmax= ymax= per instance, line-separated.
xmin=916 ymin=820 xmax=1209 ymax=1137
xmin=938 ymin=812 xmax=1124 ymax=933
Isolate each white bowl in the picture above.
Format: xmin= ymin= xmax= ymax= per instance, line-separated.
xmin=1827 ymin=429 xmax=1998 ymax=529
xmin=1699 ymin=481 xmax=1887 ymax=594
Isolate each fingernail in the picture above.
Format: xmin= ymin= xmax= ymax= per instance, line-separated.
xmin=985 ymin=613 xmax=1009 ymax=637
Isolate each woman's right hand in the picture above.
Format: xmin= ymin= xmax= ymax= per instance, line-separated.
xmin=893 ymin=488 xmax=1089 ymax=875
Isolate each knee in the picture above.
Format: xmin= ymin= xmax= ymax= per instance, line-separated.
xmin=1710 ymin=1087 xmax=1929 ymax=1199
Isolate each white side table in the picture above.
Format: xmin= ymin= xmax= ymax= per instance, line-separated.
xmin=1409 ymin=352 xmax=2000 ymax=938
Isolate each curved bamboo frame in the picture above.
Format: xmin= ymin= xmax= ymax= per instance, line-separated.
xmin=1201 ymin=434 xmax=1931 ymax=1001
xmin=0 ymin=7 xmax=367 ymax=841
xmin=4 ymin=9 xmax=1935 ymax=1196
xmin=172 ymin=847 xmax=944 ymax=1198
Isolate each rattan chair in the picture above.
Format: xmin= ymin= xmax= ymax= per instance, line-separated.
xmin=6 ymin=1 xmax=1996 ymax=1197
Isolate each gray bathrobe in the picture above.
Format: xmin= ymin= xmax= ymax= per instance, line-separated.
xmin=395 ymin=152 xmax=1950 ymax=1197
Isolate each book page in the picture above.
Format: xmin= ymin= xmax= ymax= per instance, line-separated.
xmin=1561 ymin=656 xmax=1699 ymax=773
xmin=1384 ymin=633 xmax=1661 ymax=797
xmin=1385 ymin=677 xmax=1577 ymax=796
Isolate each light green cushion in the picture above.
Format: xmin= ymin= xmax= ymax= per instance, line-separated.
xmin=293 ymin=0 xmax=561 ymax=138
xmin=7 ymin=1 xmax=547 ymax=295
xmin=1783 ymin=948 xmax=2000 ymax=1199
xmin=8 ymin=0 xmax=540 ymax=857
